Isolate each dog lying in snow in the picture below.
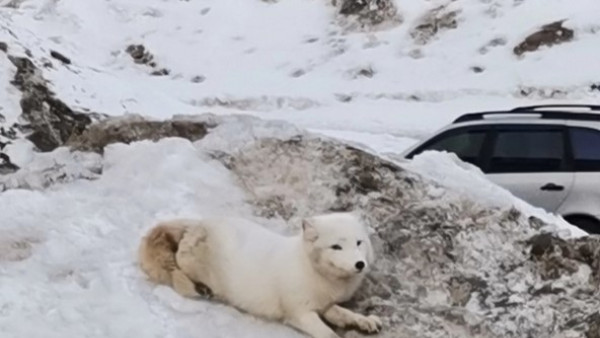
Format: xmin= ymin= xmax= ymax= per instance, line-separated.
xmin=138 ymin=212 xmax=382 ymax=338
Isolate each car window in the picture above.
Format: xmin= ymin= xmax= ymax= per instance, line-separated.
xmin=488 ymin=129 xmax=565 ymax=173
xmin=417 ymin=130 xmax=486 ymax=166
xmin=570 ymin=127 xmax=600 ymax=171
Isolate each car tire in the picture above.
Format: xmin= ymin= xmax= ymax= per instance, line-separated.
xmin=566 ymin=216 xmax=600 ymax=235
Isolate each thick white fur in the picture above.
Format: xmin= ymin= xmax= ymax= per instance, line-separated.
xmin=142 ymin=212 xmax=381 ymax=338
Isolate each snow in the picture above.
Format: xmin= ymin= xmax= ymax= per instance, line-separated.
xmin=0 ymin=0 xmax=598 ymax=336
xmin=0 ymin=138 xmax=304 ymax=338
xmin=403 ymin=151 xmax=589 ymax=238
xmin=3 ymin=0 xmax=600 ymax=122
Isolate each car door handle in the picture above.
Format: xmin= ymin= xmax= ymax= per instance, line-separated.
xmin=540 ymin=183 xmax=564 ymax=191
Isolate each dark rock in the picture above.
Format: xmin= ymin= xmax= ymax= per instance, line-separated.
xmin=290 ymin=69 xmax=306 ymax=78
xmin=150 ymin=68 xmax=170 ymax=76
xmin=340 ymin=0 xmax=368 ymax=15
xmin=7 ymin=55 xmax=92 ymax=152
xmin=479 ymin=37 xmax=507 ymax=55
xmin=0 ymin=153 xmax=19 ymax=175
xmin=586 ymin=312 xmax=600 ymax=338
xmin=126 ymin=44 xmax=153 ymax=65
xmin=66 ymin=116 xmax=210 ymax=154
xmin=0 ymin=42 xmax=7 ymax=53
xmin=357 ymin=66 xmax=375 ymax=78
xmin=514 ymin=20 xmax=574 ymax=56
xmin=191 ymin=75 xmax=206 ymax=83
xmin=471 ymin=66 xmax=485 ymax=73
xmin=531 ymin=284 xmax=566 ymax=297
xmin=337 ymin=0 xmax=400 ymax=28
xmin=529 ymin=233 xmax=555 ymax=257
xmin=528 ymin=233 xmax=600 ymax=281
xmin=447 ymin=275 xmax=488 ymax=306
xmin=0 ymin=125 xmax=18 ymax=140
xmin=412 ymin=5 xmax=460 ymax=44
xmin=49 ymin=50 xmax=71 ymax=65
xmin=126 ymin=44 xmax=171 ymax=76
xmin=334 ymin=93 xmax=353 ymax=103
xmin=516 ymin=86 xmax=568 ymax=99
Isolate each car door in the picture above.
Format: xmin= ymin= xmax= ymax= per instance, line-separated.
xmin=556 ymin=126 xmax=600 ymax=218
xmin=483 ymin=125 xmax=574 ymax=213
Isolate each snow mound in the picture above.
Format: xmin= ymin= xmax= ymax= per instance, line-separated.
xmin=221 ymin=129 xmax=600 ymax=337
xmin=403 ymin=150 xmax=587 ymax=238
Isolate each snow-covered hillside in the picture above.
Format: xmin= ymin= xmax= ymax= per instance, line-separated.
xmin=1 ymin=0 xmax=600 ymax=337
xmin=2 ymin=0 xmax=600 ymax=145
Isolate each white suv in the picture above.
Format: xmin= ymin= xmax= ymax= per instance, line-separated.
xmin=402 ymin=104 xmax=600 ymax=234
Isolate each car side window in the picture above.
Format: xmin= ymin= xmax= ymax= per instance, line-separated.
xmin=488 ymin=129 xmax=565 ymax=173
xmin=412 ymin=129 xmax=486 ymax=166
xmin=570 ymin=127 xmax=600 ymax=171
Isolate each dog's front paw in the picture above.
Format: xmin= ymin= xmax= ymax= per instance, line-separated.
xmin=355 ymin=314 xmax=382 ymax=334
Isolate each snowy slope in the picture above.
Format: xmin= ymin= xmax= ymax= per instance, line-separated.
xmin=2 ymin=0 xmax=600 ymax=144
xmin=0 ymin=0 xmax=599 ymax=337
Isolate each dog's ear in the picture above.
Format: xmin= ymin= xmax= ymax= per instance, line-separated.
xmin=302 ymin=218 xmax=319 ymax=242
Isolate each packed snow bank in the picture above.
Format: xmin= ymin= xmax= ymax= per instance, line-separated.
xmin=0 ymin=137 xmax=302 ymax=338
xmin=403 ymin=150 xmax=588 ymax=238
xmin=210 ymin=119 xmax=600 ymax=337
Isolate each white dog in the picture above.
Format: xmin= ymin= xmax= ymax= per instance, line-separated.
xmin=138 ymin=212 xmax=382 ymax=338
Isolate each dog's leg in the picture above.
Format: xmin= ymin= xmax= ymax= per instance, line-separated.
xmin=287 ymin=312 xmax=340 ymax=338
xmin=323 ymin=305 xmax=382 ymax=334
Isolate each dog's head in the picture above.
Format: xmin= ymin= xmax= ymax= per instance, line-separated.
xmin=302 ymin=212 xmax=374 ymax=280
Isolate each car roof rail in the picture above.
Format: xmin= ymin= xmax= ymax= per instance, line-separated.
xmin=453 ymin=109 xmax=600 ymax=124
xmin=511 ymin=104 xmax=600 ymax=112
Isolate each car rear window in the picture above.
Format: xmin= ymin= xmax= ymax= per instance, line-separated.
xmin=489 ymin=129 xmax=565 ymax=173
xmin=570 ymin=127 xmax=600 ymax=171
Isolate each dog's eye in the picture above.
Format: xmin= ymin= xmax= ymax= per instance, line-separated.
xmin=357 ymin=240 xmax=362 ymax=246
xmin=330 ymin=244 xmax=342 ymax=250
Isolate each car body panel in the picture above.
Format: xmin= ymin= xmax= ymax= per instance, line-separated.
xmin=556 ymin=171 xmax=600 ymax=218
xmin=486 ymin=172 xmax=574 ymax=213
xmin=403 ymin=112 xmax=600 ymax=225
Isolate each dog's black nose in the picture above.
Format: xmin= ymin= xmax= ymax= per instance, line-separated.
xmin=355 ymin=261 xmax=365 ymax=271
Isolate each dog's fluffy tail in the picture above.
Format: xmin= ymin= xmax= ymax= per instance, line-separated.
xmin=138 ymin=221 xmax=200 ymax=297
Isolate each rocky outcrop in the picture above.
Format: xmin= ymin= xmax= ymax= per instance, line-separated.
xmin=514 ymin=20 xmax=574 ymax=56
xmin=411 ymin=5 xmax=460 ymax=45
xmin=7 ymin=55 xmax=93 ymax=152
xmin=0 ymin=152 xmax=19 ymax=174
xmin=66 ymin=115 xmax=211 ymax=153
xmin=125 ymin=44 xmax=170 ymax=76
xmin=207 ymin=134 xmax=600 ymax=338
xmin=336 ymin=0 xmax=402 ymax=31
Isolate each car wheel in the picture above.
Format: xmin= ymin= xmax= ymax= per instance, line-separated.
xmin=565 ymin=216 xmax=600 ymax=235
